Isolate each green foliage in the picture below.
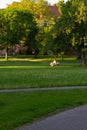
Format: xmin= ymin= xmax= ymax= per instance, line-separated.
xmin=0 ymin=8 xmax=38 ymax=59
xmin=8 ymin=0 xmax=57 ymax=54
xmin=1 ymin=8 xmax=37 ymax=44
xmin=48 ymin=0 xmax=87 ymax=65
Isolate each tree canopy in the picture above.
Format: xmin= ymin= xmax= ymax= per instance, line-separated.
xmin=0 ymin=0 xmax=87 ymax=64
xmin=0 ymin=8 xmax=38 ymax=59
xmin=48 ymin=0 xmax=87 ymax=65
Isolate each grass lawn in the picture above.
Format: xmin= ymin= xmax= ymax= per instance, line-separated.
xmin=0 ymin=89 xmax=87 ymax=130
xmin=0 ymin=57 xmax=87 ymax=130
xmin=0 ymin=57 xmax=87 ymax=89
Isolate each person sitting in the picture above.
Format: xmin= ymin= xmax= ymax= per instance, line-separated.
xmin=50 ymin=60 xmax=60 ymax=67
xmin=50 ymin=62 xmax=54 ymax=67
xmin=53 ymin=60 xmax=57 ymax=65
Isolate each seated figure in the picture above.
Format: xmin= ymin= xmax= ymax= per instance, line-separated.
xmin=50 ymin=60 xmax=60 ymax=67
xmin=53 ymin=60 xmax=57 ymax=65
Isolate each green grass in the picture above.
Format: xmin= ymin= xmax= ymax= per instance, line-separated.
xmin=0 ymin=89 xmax=87 ymax=130
xmin=0 ymin=67 xmax=87 ymax=89
xmin=0 ymin=58 xmax=87 ymax=89
xmin=0 ymin=57 xmax=87 ymax=130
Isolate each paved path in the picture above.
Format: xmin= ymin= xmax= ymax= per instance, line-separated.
xmin=15 ymin=104 xmax=87 ymax=130
xmin=0 ymin=86 xmax=87 ymax=93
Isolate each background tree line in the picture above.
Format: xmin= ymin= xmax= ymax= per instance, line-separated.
xmin=48 ymin=0 xmax=87 ymax=65
xmin=0 ymin=0 xmax=87 ymax=65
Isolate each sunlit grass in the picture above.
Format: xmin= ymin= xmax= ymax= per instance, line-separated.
xmin=0 ymin=55 xmax=77 ymax=62
xmin=0 ymin=66 xmax=87 ymax=89
xmin=0 ymin=66 xmax=48 ymax=68
xmin=0 ymin=56 xmax=86 ymax=89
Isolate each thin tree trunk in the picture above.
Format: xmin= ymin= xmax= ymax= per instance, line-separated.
xmin=5 ymin=47 xmax=8 ymax=60
xmin=81 ymin=50 xmax=86 ymax=66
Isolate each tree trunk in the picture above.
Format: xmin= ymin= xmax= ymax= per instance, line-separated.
xmin=5 ymin=47 xmax=8 ymax=60
xmin=81 ymin=50 xmax=86 ymax=66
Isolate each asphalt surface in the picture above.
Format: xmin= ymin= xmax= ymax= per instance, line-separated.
xmin=15 ymin=104 xmax=87 ymax=130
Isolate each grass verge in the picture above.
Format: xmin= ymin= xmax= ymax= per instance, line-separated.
xmin=0 ymin=89 xmax=87 ymax=130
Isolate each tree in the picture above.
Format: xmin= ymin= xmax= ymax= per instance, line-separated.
xmin=70 ymin=0 xmax=87 ymax=65
xmin=20 ymin=0 xmax=55 ymax=52
xmin=49 ymin=0 xmax=87 ymax=65
xmin=8 ymin=0 xmax=57 ymax=55
xmin=45 ymin=1 xmax=72 ymax=57
xmin=0 ymin=8 xmax=38 ymax=60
